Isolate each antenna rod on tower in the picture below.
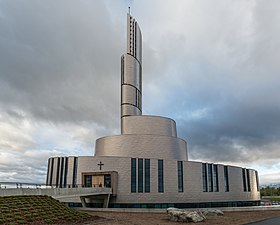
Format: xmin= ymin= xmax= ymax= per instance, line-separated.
xmin=128 ymin=6 xmax=130 ymax=15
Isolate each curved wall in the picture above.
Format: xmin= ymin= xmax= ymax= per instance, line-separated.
xmin=122 ymin=115 xmax=177 ymax=137
xmin=95 ymin=134 xmax=188 ymax=161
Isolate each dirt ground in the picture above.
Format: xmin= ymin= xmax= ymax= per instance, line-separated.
xmin=81 ymin=210 xmax=280 ymax=225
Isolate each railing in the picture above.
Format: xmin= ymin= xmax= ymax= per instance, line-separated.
xmin=0 ymin=182 xmax=110 ymax=189
xmin=0 ymin=182 xmax=46 ymax=189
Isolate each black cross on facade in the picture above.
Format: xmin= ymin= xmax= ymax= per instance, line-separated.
xmin=97 ymin=161 xmax=104 ymax=170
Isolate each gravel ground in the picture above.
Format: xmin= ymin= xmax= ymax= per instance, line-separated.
xmin=80 ymin=210 xmax=280 ymax=225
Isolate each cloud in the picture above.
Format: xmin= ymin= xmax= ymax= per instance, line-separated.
xmin=0 ymin=0 xmax=279 ymax=184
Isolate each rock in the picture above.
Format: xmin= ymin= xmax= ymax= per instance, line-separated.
xmin=166 ymin=208 xmax=206 ymax=223
xmin=199 ymin=208 xmax=224 ymax=216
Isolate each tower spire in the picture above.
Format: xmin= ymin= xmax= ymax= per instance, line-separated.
xmin=121 ymin=13 xmax=142 ymax=133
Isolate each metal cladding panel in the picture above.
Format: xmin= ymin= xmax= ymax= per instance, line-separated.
xmin=122 ymin=85 xmax=137 ymax=105
xmin=66 ymin=157 xmax=75 ymax=187
xmin=127 ymin=14 xmax=142 ymax=64
xmin=122 ymin=115 xmax=177 ymax=137
xmin=95 ymin=134 xmax=188 ymax=161
xmin=121 ymin=104 xmax=141 ymax=117
xmin=51 ymin=158 xmax=58 ymax=186
xmin=123 ymin=54 xmax=141 ymax=91
xmin=135 ymin=24 xmax=142 ymax=63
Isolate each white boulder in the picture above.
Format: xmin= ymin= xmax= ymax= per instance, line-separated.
xmin=166 ymin=208 xmax=206 ymax=223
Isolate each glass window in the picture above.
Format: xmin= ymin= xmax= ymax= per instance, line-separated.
xmin=242 ymin=168 xmax=247 ymax=192
xmin=202 ymin=163 xmax=207 ymax=192
xmin=104 ymin=174 xmax=111 ymax=188
xmin=49 ymin=158 xmax=54 ymax=186
xmin=208 ymin=164 xmax=213 ymax=192
xmin=213 ymin=165 xmax=219 ymax=192
xmin=131 ymin=158 xmax=136 ymax=192
xmin=72 ymin=157 xmax=78 ymax=187
xmin=246 ymin=169 xmax=251 ymax=192
xmin=145 ymin=159 xmax=150 ymax=193
xmin=59 ymin=157 xmax=64 ymax=188
xmin=138 ymin=158 xmax=143 ymax=192
xmin=177 ymin=161 xmax=183 ymax=192
xmin=64 ymin=157 xmax=68 ymax=188
xmin=224 ymin=166 xmax=229 ymax=192
xmin=255 ymin=171 xmax=260 ymax=191
xmin=56 ymin=157 xmax=60 ymax=188
xmin=46 ymin=158 xmax=51 ymax=186
xmin=84 ymin=175 xmax=92 ymax=187
xmin=158 ymin=160 xmax=164 ymax=193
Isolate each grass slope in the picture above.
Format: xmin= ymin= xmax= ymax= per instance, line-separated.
xmin=0 ymin=195 xmax=94 ymax=225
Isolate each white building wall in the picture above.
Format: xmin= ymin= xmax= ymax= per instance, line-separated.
xmin=66 ymin=156 xmax=75 ymax=187
xmin=71 ymin=156 xmax=260 ymax=204
xmin=47 ymin=156 xmax=260 ymax=204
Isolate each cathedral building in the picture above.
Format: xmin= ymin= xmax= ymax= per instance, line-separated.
xmin=46 ymin=13 xmax=260 ymax=208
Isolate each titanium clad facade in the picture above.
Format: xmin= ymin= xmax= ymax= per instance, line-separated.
xmin=122 ymin=116 xmax=177 ymax=137
xmin=121 ymin=14 xmax=142 ymax=133
xmin=48 ymin=156 xmax=260 ymax=206
xmin=95 ymin=134 xmax=188 ymax=161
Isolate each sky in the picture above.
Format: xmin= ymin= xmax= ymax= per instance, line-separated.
xmin=0 ymin=0 xmax=279 ymax=185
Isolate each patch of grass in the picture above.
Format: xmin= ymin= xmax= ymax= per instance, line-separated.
xmin=262 ymin=197 xmax=280 ymax=201
xmin=0 ymin=195 xmax=95 ymax=224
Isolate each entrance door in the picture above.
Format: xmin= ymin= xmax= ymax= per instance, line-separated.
xmin=92 ymin=175 xmax=104 ymax=187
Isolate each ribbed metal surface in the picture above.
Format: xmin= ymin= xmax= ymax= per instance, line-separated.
xmin=121 ymin=14 xmax=142 ymax=129
xmin=122 ymin=115 xmax=177 ymax=137
xmin=95 ymin=134 xmax=188 ymax=161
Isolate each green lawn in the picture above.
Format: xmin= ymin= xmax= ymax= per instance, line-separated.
xmin=0 ymin=195 xmax=95 ymax=224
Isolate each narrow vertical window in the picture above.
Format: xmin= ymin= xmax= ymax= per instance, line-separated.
xmin=246 ymin=169 xmax=251 ymax=192
xmin=138 ymin=158 xmax=143 ymax=192
xmin=255 ymin=171 xmax=260 ymax=191
xmin=72 ymin=157 xmax=78 ymax=187
xmin=84 ymin=175 xmax=92 ymax=187
xmin=56 ymin=158 xmax=60 ymax=188
xmin=46 ymin=158 xmax=51 ymax=185
xmin=224 ymin=166 xmax=229 ymax=192
xmin=131 ymin=158 xmax=136 ymax=192
xmin=158 ymin=160 xmax=164 ymax=192
xmin=64 ymin=157 xmax=68 ymax=188
xmin=213 ymin=165 xmax=219 ymax=192
xmin=242 ymin=168 xmax=247 ymax=192
xmin=49 ymin=158 xmax=54 ymax=186
xmin=202 ymin=163 xmax=207 ymax=192
xmin=145 ymin=159 xmax=150 ymax=193
xmin=135 ymin=89 xmax=138 ymax=108
xmin=59 ymin=157 xmax=64 ymax=188
xmin=177 ymin=161 xmax=183 ymax=192
xmin=121 ymin=56 xmax=124 ymax=84
xmin=208 ymin=164 xmax=213 ymax=192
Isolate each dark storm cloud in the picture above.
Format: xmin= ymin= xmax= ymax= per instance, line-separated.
xmin=138 ymin=0 xmax=280 ymax=167
xmin=0 ymin=0 xmax=122 ymax=128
